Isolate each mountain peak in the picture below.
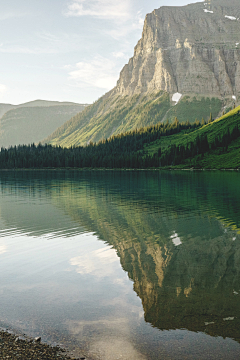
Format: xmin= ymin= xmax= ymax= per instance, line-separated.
xmin=115 ymin=0 xmax=240 ymax=100
xmin=44 ymin=0 xmax=240 ymax=147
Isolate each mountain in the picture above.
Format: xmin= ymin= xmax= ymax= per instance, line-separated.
xmin=14 ymin=100 xmax=85 ymax=108
xmin=0 ymin=100 xmax=87 ymax=148
xmin=44 ymin=0 xmax=240 ymax=147
xmin=117 ymin=0 xmax=240 ymax=98
xmin=0 ymin=104 xmax=16 ymax=119
xmin=0 ymin=102 xmax=238 ymax=170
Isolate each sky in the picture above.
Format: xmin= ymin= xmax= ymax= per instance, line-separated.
xmin=0 ymin=0 xmax=202 ymax=105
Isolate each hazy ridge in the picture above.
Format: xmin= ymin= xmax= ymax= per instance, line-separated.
xmin=0 ymin=100 xmax=87 ymax=148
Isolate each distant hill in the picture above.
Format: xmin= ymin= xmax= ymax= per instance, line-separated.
xmin=44 ymin=0 xmax=240 ymax=147
xmin=16 ymin=100 xmax=86 ymax=108
xmin=0 ymin=103 xmax=239 ymax=170
xmin=0 ymin=100 xmax=87 ymax=148
xmin=0 ymin=104 xmax=16 ymax=119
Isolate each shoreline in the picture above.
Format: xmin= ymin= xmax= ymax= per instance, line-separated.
xmin=0 ymin=167 xmax=239 ymax=172
xmin=0 ymin=328 xmax=86 ymax=360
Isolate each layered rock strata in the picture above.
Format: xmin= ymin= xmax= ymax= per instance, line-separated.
xmin=116 ymin=0 xmax=240 ymax=101
xmin=45 ymin=0 xmax=240 ymax=146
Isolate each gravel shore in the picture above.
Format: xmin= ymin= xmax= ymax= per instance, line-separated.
xmin=0 ymin=330 xmax=85 ymax=360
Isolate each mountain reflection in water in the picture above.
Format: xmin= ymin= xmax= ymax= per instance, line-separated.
xmin=0 ymin=170 xmax=240 ymax=359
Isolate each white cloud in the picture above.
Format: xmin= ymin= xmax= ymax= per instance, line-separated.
xmin=133 ymin=10 xmax=144 ymax=29
xmin=64 ymin=0 xmax=145 ymax=45
xmin=0 ymin=46 xmax=57 ymax=55
xmin=112 ymin=51 xmax=127 ymax=59
xmin=68 ymin=56 xmax=119 ymax=89
xmin=0 ymin=84 xmax=7 ymax=94
xmin=70 ymin=246 xmax=119 ymax=276
xmin=104 ymin=10 xmax=144 ymax=40
xmin=0 ymin=12 xmax=28 ymax=21
xmin=64 ymin=0 xmax=131 ymax=20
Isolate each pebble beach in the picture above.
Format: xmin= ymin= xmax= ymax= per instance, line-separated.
xmin=0 ymin=330 xmax=85 ymax=360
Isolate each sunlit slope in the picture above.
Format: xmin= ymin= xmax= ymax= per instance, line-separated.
xmin=145 ymin=105 xmax=240 ymax=168
xmin=44 ymin=92 xmax=222 ymax=147
xmin=43 ymin=92 xmax=170 ymax=147
xmin=0 ymin=103 xmax=86 ymax=148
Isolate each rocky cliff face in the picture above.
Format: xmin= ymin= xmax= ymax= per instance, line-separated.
xmin=45 ymin=0 xmax=240 ymax=146
xmin=116 ymin=0 xmax=240 ymax=101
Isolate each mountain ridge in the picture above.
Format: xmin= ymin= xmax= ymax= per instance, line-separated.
xmin=0 ymin=100 xmax=88 ymax=148
xmin=115 ymin=0 xmax=240 ymax=98
xmin=44 ymin=0 xmax=240 ymax=147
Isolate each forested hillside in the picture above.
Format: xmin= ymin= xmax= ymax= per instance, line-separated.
xmin=0 ymin=105 xmax=239 ymax=170
xmin=43 ymin=93 xmax=223 ymax=147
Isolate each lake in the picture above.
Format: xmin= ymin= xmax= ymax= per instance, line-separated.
xmin=0 ymin=170 xmax=240 ymax=359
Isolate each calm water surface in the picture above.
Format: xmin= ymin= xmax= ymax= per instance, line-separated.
xmin=0 ymin=170 xmax=240 ymax=359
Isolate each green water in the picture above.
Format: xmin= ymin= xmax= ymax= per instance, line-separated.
xmin=0 ymin=170 xmax=240 ymax=359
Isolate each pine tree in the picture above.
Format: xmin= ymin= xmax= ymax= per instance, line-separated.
xmin=208 ymin=112 xmax=213 ymax=123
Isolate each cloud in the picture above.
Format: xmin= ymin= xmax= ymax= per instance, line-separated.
xmin=70 ymin=246 xmax=119 ymax=276
xmin=0 ymin=46 xmax=57 ymax=55
xmin=103 ymin=9 xmax=144 ymax=40
xmin=112 ymin=51 xmax=127 ymax=59
xmin=68 ymin=56 xmax=119 ymax=89
xmin=0 ymin=84 xmax=7 ymax=94
xmin=0 ymin=32 xmax=84 ymax=56
xmin=133 ymin=10 xmax=144 ymax=29
xmin=64 ymin=0 xmax=131 ymax=20
xmin=0 ymin=12 xmax=28 ymax=21
xmin=64 ymin=0 xmax=145 ymax=46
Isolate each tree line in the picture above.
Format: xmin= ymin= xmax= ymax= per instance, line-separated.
xmin=159 ymin=124 xmax=240 ymax=167
xmin=0 ymin=117 xmax=238 ymax=169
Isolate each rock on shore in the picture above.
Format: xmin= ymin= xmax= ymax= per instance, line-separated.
xmin=0 ymin=330 xmax=85 ymax=360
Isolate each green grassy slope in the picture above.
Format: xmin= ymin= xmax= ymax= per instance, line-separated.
xmin=1 ymin=102 xmax=237 ymax=170
xmin=0 ymin=104 xmax=86 ymax=148
xmin=44 ymin=92 xmax=223 ymax=147
xmin=44 ymin=91 xmax=171 ymax=147
xmin=166 ymin=96 xmax=222 ymax=123
xmin=145 ymin=105 xmax=240 ymax=169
